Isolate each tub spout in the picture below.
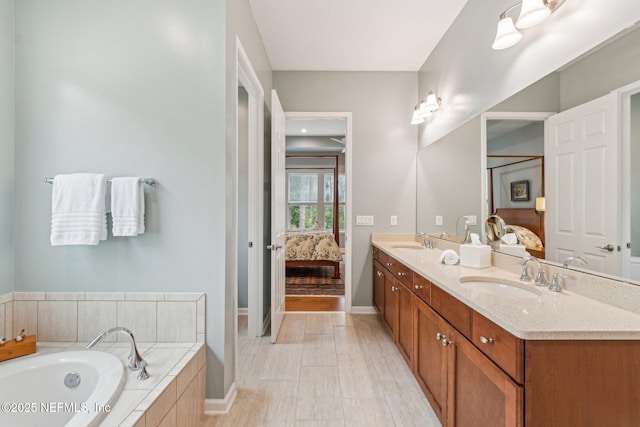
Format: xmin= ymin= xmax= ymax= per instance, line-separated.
xmin=87 ymin=327 xmax=148 ymax=379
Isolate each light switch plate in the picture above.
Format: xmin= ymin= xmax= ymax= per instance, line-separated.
xmin=356 ymin=215 xmax=374 ymax=226
xmin=465 ymin=215 xmax=477 ymax=226
xmin=390 ymin=215 xmax=397 ymax=226
xmin=436 ymin=216 xmax=443 ymax=226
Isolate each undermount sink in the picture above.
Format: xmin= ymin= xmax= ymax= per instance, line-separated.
xmin=458 ymin=276 xmax=543 ymax=300
xmin=390 ymin=244 xmax=424 ymax=250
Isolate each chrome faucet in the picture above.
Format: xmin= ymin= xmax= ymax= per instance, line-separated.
xmin=418 ymin=233 xmax=433 ymax=249
xmin=563 ymin=256 xmax=588 ymax=269
xmin=87 ymin=327 xmax=149 ymax=380
xmin=518 ymin=255 xmax=548 ymax=286
xmin=549 ymin=273 xmax=566 ymax=292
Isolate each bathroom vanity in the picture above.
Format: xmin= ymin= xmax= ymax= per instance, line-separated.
xmin=372 ymin=236 xmax=640 ymax=427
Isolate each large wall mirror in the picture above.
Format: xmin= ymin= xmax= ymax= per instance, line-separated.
xmin=417 ymin=23 xmax=640 ymax=283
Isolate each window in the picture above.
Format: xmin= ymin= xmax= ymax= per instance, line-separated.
xmin=287 ymin=170 xmax=345 ymax=231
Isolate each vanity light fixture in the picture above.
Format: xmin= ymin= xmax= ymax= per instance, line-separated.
xmin=411 ymin=106 xmax=425 ymax=125
xmin=492 ymin=0 xmax=566 ymax=50
xmin=410 ymin=91 xmax=441 ymax=125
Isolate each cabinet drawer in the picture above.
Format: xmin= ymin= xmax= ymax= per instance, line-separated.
xmin=412 ymin=274 xmax=431 ymax=304
xmin=431 ymin=285 xmax=471 ymax=339
xmin=390 ymin=261 xmax=413 ymax=288
xmin=373 ymin=247 xmax=387 ymax=265
xmin=472 ymin=312 xmax=524 ymax=384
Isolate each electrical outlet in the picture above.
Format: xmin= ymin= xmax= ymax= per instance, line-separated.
xmin=390 ymin=215 xmax=397 ymax=226
xmin=356 ymin=216 xmax=374 ymax=226
xmin=465 ymin=215 xmax=477 ymax=226
xmin=436 ymin=216 xmax=443 ymax=226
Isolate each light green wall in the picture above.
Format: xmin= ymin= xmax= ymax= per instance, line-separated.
xmin=13 ymin=0 xmax=228 ymax=398
xmin=560 ymin=27 xmax=640 ymax=111
xmin=273 ymin=71 xmax=418 ymax=307
xmin=0 ymin=0 xmax=13 ymax=295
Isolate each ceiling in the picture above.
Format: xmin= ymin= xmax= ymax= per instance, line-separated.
xmin=286 ymin=118 xmax=346 ymax=136
xmin=248 ymin=0 xmax=468 ymax=71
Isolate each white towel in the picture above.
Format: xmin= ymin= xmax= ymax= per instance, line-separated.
xmin=111 ymin=177 xmax=145 ymax=236
xmin=501 ymin=232 xmax=518 ymax=245
xmin=51 ymin=173 xmax=108 ymax=246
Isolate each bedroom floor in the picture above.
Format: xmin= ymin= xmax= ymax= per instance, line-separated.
xmin=199 ymin=313 xmax=439 ymax=426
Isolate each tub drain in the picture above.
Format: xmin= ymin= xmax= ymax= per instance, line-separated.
xmin=64 ymin=372 xmax=81 ymax=388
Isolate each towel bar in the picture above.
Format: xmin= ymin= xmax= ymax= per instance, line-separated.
xmin=44 ymin=177 xmax=156 ymax=187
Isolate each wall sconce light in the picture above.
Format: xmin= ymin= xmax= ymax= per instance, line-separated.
xmin=410 ymin=91 xmax=441 ymax=125
xmin=535 ymin=197 xmax=546 ymax=212
xmin=492 ymin=0 xmax=566 ymax=50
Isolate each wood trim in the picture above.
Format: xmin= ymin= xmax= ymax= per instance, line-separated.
xmin=494 ymin=207 xmax=545 ymax=248
xmin=286 ymin=260 xmax=341 ymax=279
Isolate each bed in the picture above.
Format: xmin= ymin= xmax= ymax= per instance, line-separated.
xmin=494 ymin=208 xmax=545 ymax=259
xmin=285 ymin=229 xmax=343 ymax=279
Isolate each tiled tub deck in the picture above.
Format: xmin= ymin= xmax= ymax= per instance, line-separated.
xmin=0 ymin=291 xmax=206 ymax=427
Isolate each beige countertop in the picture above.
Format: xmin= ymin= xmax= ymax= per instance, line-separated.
xmin=372 ymin=237 xmax=640 ymax=340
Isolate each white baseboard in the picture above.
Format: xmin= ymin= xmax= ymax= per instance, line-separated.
xmin=237 ymin=307 xmax=248 ymax=315
xmin=204 ymin=382 xmax=237 ymax=415
xmin=350 ymin=306 xmax=377 ymax=314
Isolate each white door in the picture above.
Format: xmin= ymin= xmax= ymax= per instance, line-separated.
xmin=545 ymin=93 xmax=619 ymax=274
xmin=270 ymin=90 xmax=286 ymax=343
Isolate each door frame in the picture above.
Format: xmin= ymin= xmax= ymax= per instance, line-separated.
xmin=235 ymin=37 xmax=265 ymax=340
xmin=480 ymin=111 xmax=554 ymax=242
xmin=284 ymin=111 xmax=353 ymax=312
xmin=614 ymin=79 xmax=640 ymax=279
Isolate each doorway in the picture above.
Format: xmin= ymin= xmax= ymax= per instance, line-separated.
xmin=283 ymin=113 xmax=352 ymax=312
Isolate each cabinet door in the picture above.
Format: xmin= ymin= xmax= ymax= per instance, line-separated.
xmin=396 ymin=281 xmax=414 ymax=366
xmin=447 ymin=330 xmax=523 ymax=427
xmin=382 ymin=269 xmax=397 ymax=338
xmin=414 ymin=298 xmax=449 ymax=426
xmin=372 ymin=260 xmax=385 ymax=317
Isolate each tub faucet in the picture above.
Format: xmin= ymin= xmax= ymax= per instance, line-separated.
xmin=563 ymin=256 xmax=588 ymax=269
xmin=87 ymin=327 xmax=149 ymax=380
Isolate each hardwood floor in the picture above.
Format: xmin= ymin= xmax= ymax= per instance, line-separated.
xmin=286 ymin=295 xmax=345 ymax=312
xmin=199 ymin=313 xmax=440 ymax=427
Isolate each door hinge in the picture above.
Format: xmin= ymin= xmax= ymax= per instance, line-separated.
xmin=248 ymin=242 xmax=253 ymax=248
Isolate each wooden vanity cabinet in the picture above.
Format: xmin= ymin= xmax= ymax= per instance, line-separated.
xmin=373 ymin=246 xmax=640 ymax=426
xmin=414 ymin=297 xmax=450 ymax=425
xmin=372 ymin=260 xmax=385 ymax=317
xmin=448 ymin=329 xmax=523 ymax=427
xmin=396 ymin=279 xmax=414 ymax=366
xmin=374 ymin=249 xmax=415 ymax=366
xmin=382 ymin=267 xmax=397 ymax=337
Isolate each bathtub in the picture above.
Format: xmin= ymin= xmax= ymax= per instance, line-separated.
xmin=0 ymin=350 xmax=125 ymax=427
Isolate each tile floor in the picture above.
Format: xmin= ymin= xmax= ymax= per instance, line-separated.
xmin=199 ymin=313 xmax=440 ymax=427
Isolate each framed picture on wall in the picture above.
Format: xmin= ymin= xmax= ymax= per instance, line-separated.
xmin=510 ymin=180 xmax=529 ymax=201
